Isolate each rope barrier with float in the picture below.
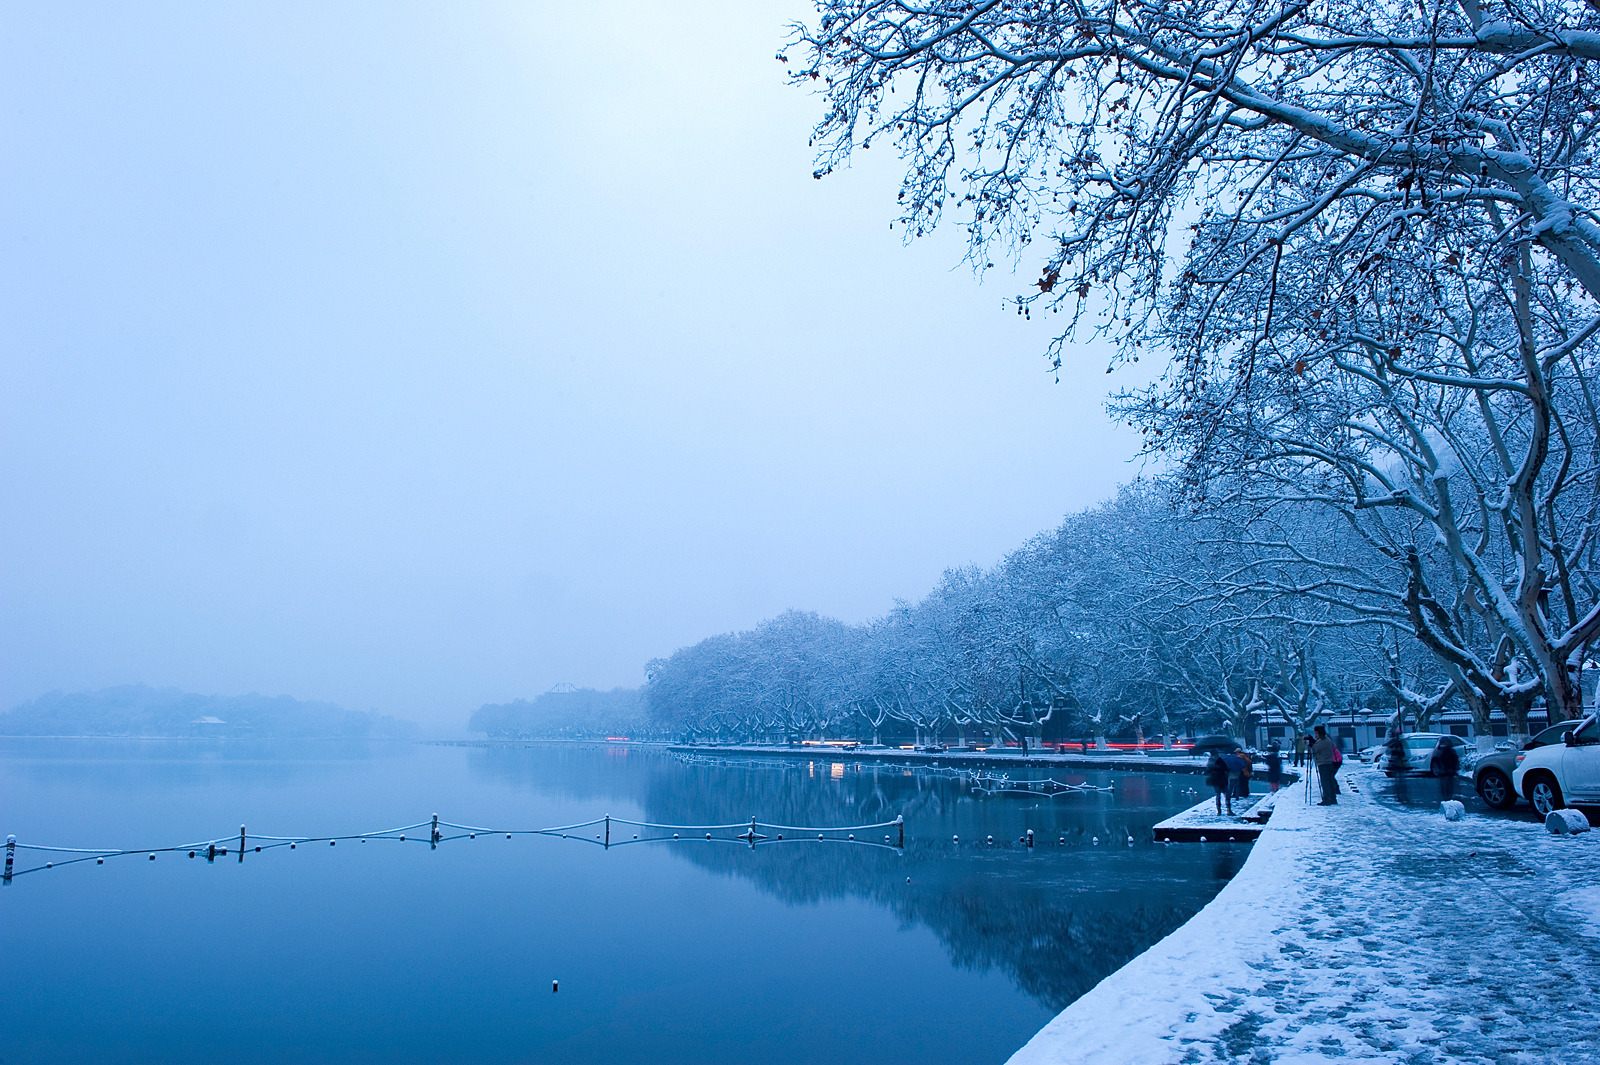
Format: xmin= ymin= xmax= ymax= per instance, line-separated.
xmin=1 ymin=813 xmax=906 ymax=883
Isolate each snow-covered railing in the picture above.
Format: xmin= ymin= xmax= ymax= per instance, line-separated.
xmin=1 ymin=812 xmax=906 ymax=882
xmin=963 ymin=771 xmax=1114 ymax=798
xmin=672 ymin=752 xmax=817 ymax=771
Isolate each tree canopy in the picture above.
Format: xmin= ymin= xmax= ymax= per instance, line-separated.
xmin=790 ymin=0 xmax=1600 ymax=732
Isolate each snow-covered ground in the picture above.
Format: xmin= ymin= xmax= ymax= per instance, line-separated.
xmin=1007 ymin=764 xmax=1600 ymax=1064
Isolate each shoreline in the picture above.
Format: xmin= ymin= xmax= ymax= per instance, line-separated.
xmin=1004 ymin=765 xmax=1600 ymax=1063
xmin=663 ymin=742 xmax=1222 ymax=775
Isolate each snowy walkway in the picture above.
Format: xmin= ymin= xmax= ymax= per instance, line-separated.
xmin=1006 ymin=765 xmax=1600 ymax=1065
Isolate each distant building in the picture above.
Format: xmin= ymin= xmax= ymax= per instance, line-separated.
xmin=1255 ymin=706 xmax=1561 ymax=751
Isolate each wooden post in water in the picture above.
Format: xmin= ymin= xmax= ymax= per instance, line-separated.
xmin=431 ymin=814 xmax=440 ymax=850
xmin=238 ymin=825 xmax=246 ymax=863
xmin=604 ymin=815 xmax=610 ymax=849
xmin=896 ymin=815 xmax=904 ymax=849
xmin=207 ymin=843 xmax=216 ymax=862
xmin=4 ymin=835 xmax=13 ymax=883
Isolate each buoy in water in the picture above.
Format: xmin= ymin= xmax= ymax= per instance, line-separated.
xmin=552 ymin=980 xmax=559 ymax=993
xmin=188 ymin=851 xmax=195 ymax=858
xmin=148 ymin=854 xmax=155 ymax=861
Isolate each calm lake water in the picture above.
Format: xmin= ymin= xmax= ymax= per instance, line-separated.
xmin=0 ymin=740 xmax=1247 ymax=1064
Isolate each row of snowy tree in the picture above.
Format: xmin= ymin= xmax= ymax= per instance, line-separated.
xmin=645 ymin=482 xmax=1487 ymax=747
xmin=781 ymin=0 xmax=1600 ymax=745
xmin=653 ymin=0 xmax=1600 ymax=746
xmin=470 ymin=687 xmax=646 ymax=740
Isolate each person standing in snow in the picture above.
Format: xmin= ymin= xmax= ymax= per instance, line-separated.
xmin=1430 ymin=738 xmax=1460 ymax=801
xmin=1385 ymin=731 xmax=1410 ymax=801
xmin=1232 ymin=747 xmax=1253 ymax=799
xmin=1205 ymin=751 xmax=1233 ymax=815
xmin=1310 ymin=726 xmax=1340 ymax=805
xmin=1220 ymin=748 xmax=1247 ymax=804
xmin=1292 ymin=733 xmax=1306 ymax=768
xmin=1264 ymin=742 xmax=1283 ymax=792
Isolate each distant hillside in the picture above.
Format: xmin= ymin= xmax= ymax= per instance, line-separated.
xmin=0 ymin=685 xmax=419 ymax=739
xmin=469 ymin=686 xmax=648 ymax=739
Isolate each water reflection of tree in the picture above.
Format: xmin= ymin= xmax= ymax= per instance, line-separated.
xmin=469 ymin=748 xmax=1245 ymax=1011
xmin=664 ymin=756 xmax=1245 ymax=1010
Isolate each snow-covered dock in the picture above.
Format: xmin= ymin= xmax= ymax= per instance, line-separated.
xmin=1151 ymin=790 xmax=1278 ymax=843
xmin=1007 ymin=766 xmax=1600 ymax=1064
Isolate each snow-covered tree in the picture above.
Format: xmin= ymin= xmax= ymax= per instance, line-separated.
xmin=794 ymin=0 xmax=1600 ymax=740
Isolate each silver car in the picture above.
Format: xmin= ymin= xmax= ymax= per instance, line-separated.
xmin=1379 ymin=732 xmax=1471 ymax=777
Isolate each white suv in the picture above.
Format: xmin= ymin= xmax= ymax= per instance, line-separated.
xmin=1513 ymin=714 xmax=1600 ymax=816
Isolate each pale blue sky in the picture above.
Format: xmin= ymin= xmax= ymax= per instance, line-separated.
xmin=0 ymin=2 xmax=1135 ymax=726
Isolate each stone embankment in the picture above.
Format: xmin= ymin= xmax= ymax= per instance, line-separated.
xmin=667 ymin=742 xmax=1215 ymax=774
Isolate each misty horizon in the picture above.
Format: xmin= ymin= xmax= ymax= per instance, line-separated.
xmin=1 ymin=3 xmax=1137 ymax=729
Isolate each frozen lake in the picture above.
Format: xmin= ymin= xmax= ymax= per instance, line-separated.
xmin=0 ymin=740 xmax=1247 ymax=1064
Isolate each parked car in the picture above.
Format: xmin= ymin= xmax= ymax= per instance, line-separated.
xmin=1473 ymin=722 xmax=1579 ymax=809
xmin=1379 ymin=732 xmax=1472 ymax=776
xmin=1359 ymin=743 xmax=1385 ymax=763
xmin=1514 ymin=714 xmax=1600 ymax=816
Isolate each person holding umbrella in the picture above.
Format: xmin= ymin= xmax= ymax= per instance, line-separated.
xmin=1205 ymin=750 xmax=1233 ymax=815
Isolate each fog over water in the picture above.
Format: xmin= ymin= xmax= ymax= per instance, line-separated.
xmin=0 ymin=2 xmax=1133 ymax=727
